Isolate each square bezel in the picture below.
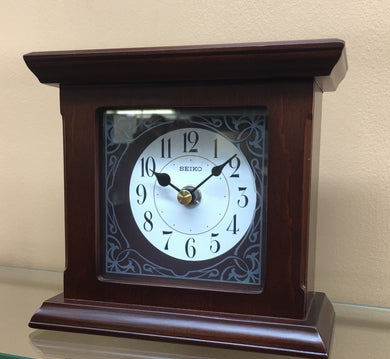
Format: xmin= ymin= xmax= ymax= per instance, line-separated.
xmin=98 ymin=107 xmax=268 ymax=294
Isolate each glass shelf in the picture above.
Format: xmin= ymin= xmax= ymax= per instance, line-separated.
xmin=1 ymin=265 xmax=389 ymax=359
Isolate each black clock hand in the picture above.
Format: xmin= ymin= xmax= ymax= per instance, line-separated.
xmin=192 ymin=154 xmax=237 ymax=192
xmin=153 ymin=171 xmax=181 ymax=192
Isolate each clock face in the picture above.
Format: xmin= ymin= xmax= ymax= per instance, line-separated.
xmin=129 ymin=128 xmax=257 ymax=261
xmin=100 ymin=108 xmax=268 ymax=292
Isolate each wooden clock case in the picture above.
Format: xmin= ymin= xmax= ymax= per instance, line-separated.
xmin=24 ymin=39 xmax=347 ymax=358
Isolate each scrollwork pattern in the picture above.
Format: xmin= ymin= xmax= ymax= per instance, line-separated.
xmin=102 ymin=109 xmax=267 ymax=286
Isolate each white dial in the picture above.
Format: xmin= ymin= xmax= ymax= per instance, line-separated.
xmin=129 ymin=128 xmax=256 ymax=261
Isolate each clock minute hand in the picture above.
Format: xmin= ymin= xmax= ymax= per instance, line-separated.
xmin=153 ymin=171 xmax=181 ymax=192
xmin=192 ymin=154 xmax=237 ymax=192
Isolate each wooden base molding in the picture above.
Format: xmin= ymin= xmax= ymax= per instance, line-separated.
xmin=30 ymin=292 xmax=334 ymax=358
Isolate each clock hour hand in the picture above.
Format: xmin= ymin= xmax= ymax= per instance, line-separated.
xmin=192 ymin=154 xmax=237 ymax=192
xmin=153 ymin=171 xmax=181 ymax=192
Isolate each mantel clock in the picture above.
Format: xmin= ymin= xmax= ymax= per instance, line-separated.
xmin=24 ymin=39 xmax=347 ymax=358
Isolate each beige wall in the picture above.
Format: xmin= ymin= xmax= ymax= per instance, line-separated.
xmin=1 ymin=0 xmax=389 ymax=310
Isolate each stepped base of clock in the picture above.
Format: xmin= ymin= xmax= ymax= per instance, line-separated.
xmin=29 ymin=291 xmax=334 ymax=358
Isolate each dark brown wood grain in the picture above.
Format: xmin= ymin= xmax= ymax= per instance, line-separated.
xmin=23 ymin=39 xmax=346 ymax=91
xmin=24 ymin=40 xmax=347 ymax=358
xmin=57 ymin=80 xmax=313 ymax=319
xmin=30 ymin=292 xmax=334 ymax=358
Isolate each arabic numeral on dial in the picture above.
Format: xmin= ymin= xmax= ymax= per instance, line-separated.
xmin=237 ymin=187 xmax=248 ymax=208
xmin=229 ymin=156 xmax=241 ymax=177
xmin=136 ymin=184 xmax=147 ymax=205
xmin=163 ymin=231 xmax=173 ymax=250
xmin=185 ymin=237 xmax=196 ymax=258
xmin=183 ymin=130 xmax=199 ymax=152
xmin=143 ymin=211 xmax=153 ymax=232
xmin=227 ymin=214 xmax=239 ymax=234
xmin=210 ymin=233 xmax=220 ymax=253
xmin=140 ymin=156 xmax=156 ymax=177
xmin=161 ymin=138 xmax=171 ymax=158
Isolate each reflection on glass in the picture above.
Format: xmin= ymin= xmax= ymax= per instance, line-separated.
xmin=30 ymin=330 xmax=290 ymax=359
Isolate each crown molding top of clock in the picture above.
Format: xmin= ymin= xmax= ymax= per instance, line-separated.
xmin=24 ymin=38 xmax=347 ymax=92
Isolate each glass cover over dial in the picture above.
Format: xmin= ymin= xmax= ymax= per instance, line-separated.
xmin=100 ymin=108 xmax=267 ymax=292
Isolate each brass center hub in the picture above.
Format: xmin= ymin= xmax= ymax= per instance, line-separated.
xmin=177 ymin=189 xmax=192 ymax=205
xmin=177 ymin=186 xmax=201 ymax=207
